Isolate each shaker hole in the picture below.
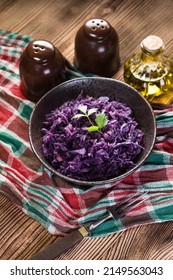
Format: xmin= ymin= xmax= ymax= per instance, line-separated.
xmin=101 ymin=26 xmax=105 ymax=29
xmin=34 ymin=45 xmax=38 ymax=48
xmin=97 ymin=23 xmax=100 ymax=26
xmin=92 ymin=27 xmax=96 ymax=30
xmin=92 ymin=20 xmax=95 ymax=23
xmin=34 ymin=50 xmax=39 ymax=53
xmin=100 ymin=20 xmax=104 ymax=23
xmin=40 ymin=46 xmax=45 ymax=50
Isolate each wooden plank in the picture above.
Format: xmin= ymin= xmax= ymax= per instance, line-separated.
xmin=1 ymin=193 xmax=173 ymax=260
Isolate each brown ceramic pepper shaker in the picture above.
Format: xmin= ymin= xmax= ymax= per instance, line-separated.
xmin=19 ymin=40 xmax=66 ymax=102
xmin=74 ymin=18 xmax=120 ymax=77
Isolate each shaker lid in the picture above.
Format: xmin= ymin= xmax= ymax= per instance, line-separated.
xmin=26 ymin=40 xmax=55 ymax=63
xmin=83 ymin=18 xmax=111 ymax=39
xmin=141 ymin=35 xmax=165 ymax=53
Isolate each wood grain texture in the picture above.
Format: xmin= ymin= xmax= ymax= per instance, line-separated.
xmin=1 ymin=0 xmax=173 ymax=260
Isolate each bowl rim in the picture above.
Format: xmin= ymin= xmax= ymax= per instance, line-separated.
xmin=29 ymin=77 xmax=156 ymax=186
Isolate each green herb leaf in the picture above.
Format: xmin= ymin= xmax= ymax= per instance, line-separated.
xmin=95 ymin=113 xmax=108 ymax=129
xmin=87 ymin=126 xmax=99 ymax=132
xmin=87 ymin=108 xmax=97 ymax=116
xmin=78 ymin=105 xmax=87 ymax=114
xmin=72 ymin=113 xmax=85 ymax=119
xmin=72 ymin=105 xmax=108 ymax=134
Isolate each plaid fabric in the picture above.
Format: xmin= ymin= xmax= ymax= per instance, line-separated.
xmin=1 ymin=30 xmax=173 ymax=237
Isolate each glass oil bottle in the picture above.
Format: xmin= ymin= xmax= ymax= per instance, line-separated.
xmin=123 ymin=35 xmax=173 ymax=102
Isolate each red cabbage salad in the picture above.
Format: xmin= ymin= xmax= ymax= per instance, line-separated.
xmin=41 ymin=93 xmax=144 ymax=181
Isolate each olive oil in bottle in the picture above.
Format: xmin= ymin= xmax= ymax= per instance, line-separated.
xmin=124 ymin=35 xmax=173 ymax=101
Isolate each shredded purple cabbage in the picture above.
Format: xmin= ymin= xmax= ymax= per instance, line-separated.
xmin=41 ymin=93 xmax=144 ymax=181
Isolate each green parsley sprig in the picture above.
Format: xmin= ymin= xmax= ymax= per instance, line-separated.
xmin=73 ymin=105 xmax=108 ymax=133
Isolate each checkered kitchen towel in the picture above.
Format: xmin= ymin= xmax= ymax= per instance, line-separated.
xmin=1 ymin=30 xmax=173 ymax=237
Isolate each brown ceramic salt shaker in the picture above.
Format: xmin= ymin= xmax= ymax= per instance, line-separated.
xmin=74 ymin=18 xmax=120 ymax=77
xmin=19 ymin=40 xmax=66 ymax=102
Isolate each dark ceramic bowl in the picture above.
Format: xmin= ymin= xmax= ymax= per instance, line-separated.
xmin=29 ymin=77 xmax=156 ymax=186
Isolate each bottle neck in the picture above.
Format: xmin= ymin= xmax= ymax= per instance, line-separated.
xmin=141 ymin=48 xmax=163 ymax=62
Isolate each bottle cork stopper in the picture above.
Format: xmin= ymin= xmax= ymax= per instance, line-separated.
xmin=141 ymin=35 xmax=164 ymax=53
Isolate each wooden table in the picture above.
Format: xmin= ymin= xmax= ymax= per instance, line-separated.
xmin=1 ymin=0 xmax=173 ymax=260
